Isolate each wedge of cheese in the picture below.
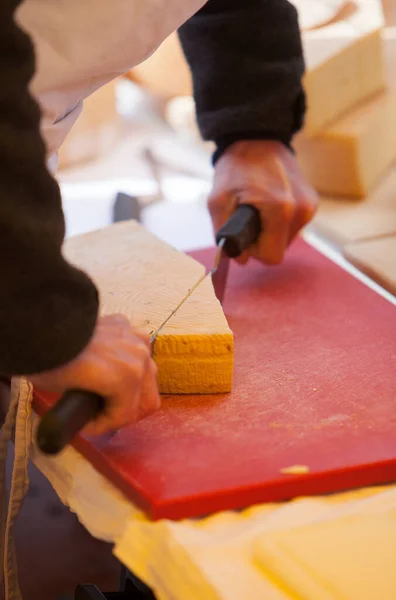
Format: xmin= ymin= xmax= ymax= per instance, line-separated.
xmin=63 ymin=220 xmax=234 ymax=394
xmin=303 ymin=28 xmax=386 ymax=135
xmin=295 ymin=85 xmax=396 ymax=197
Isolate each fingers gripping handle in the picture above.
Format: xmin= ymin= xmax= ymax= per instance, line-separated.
xmin=36 ymin=390 xmax=105 ymax=455
xmin=215 ymin=204 xmax=262 ymax=258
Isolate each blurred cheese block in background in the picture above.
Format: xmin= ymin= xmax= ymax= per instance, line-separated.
xmin=302 ymin=27 xmax=386 ymax=135
xmin=295 ymin=27 xmax=396 ymax=198
xmin=295 ymin=85 xmax=396 ymax=197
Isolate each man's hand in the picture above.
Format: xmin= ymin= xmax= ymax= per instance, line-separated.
xmin=209 ymin=140 xmax=318 ymax=265
xmin=29 ymin=314 xmax=160 ymax=437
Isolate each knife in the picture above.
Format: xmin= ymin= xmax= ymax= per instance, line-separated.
xmin=36 ymin=204 xmax=261 ymax=455
xmin=35 ymin=336 xmax=156 ymax=456
xmin=213 ymin=203 xmax=261 ymax=303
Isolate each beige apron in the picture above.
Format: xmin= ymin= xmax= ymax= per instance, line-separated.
xmin=0 ymin=379 xmax=33 ymax=600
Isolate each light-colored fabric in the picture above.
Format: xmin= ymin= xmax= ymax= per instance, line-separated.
xmin=0 ymin=382 xmax=19 ymax=592
xmin=29 ymin=435 xmax=396 ymax=600
xmin=0 ymin=379 xmax=33 ymax=600
xmin=113 ymin=486 xmax=396 ymax=600
xmin=16 ymin=0 xmax=207 ymax=158
xmin=4 ymin=380 xmax=33 ymax=600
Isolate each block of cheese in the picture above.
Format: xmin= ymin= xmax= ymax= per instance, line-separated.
xmin=344 ymin=235 xmax=396 ymax=295
xmin=295 ymin=28 xmax=396 ymax=197
xmin=310 ymin=168 xmax=396 ymax=247
xmin=294 ymin=86 xmax=396 ymax=197
xmin=302 ymin=26 xmax=386 ymax=135
xmin=63 ymin=220 xmax=234 ymax=394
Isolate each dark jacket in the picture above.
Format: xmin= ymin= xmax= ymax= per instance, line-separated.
xmin=0 ymin=0 xmax=305 ymax=376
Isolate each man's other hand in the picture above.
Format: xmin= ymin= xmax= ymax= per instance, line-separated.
xmin=209 ymin=140 xmax=318 ymax=265
xmin=29 ymin=314 xmax=160 ymax=436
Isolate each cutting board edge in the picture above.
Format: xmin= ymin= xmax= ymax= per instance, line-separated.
xmin=32 ymin=391 xmax=396 ymax=522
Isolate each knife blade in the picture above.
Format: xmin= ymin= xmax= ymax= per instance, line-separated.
xmin=36 ymin=204 xmax=261 ymax=455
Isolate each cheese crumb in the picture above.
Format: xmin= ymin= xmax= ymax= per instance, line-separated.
xmin=280 ymin=465 xmax=310 ymax=475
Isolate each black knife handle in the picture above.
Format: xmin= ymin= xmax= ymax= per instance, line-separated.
xmin=215 ymin=204 xmax=262 ymax=258
xmin=36 ymin=389 xmax=105 ymax=455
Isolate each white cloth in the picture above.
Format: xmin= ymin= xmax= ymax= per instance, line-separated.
xmin=16 ymin=0 xmax=207 ymax=157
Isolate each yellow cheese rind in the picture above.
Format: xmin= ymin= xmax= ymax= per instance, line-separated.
xmin=154 ymin=332 xmax=234 ymax=394
xmin=64 ymin=220 xmax=234 ymax=394
xmin=155 ymin=353 xmax=234 ymax=395
xmin=157 ymin=275 xmax=234 ymax=393
xmin=303 ymin=28 xmax=386 ymax=135
xmin=295 ymin=87 xmax=396 ymax=197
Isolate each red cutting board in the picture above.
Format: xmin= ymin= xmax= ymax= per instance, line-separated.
xmin=33 ymin=239 xmax=396 ymax=520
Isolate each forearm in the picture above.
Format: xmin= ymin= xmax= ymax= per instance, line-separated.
xmin=178 ymin=0 xmax=306 ymax=159
xmin=0 ymin=0 xmax=99 ymax=376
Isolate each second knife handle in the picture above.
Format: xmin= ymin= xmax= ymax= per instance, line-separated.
xmin=36 ymin=389 xmax=105 ymax=455
xmin=215 ymin=204 xmax=262 ymax=258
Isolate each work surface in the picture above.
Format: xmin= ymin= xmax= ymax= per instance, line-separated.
xmin=33 ymin=237 xmax=396 ymax=521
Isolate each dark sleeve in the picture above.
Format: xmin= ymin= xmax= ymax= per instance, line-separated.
xmin=177 ymin=0 xmax=306 ymax=162
xmin=0 ymin=0 xmax=99 ymax=376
